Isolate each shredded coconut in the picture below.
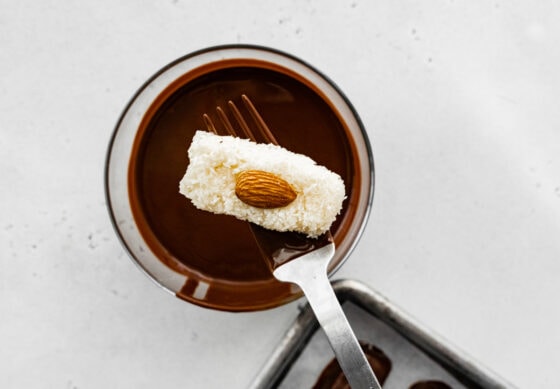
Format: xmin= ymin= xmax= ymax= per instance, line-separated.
xmin=179 ymin=131 xmax=346 ymax=237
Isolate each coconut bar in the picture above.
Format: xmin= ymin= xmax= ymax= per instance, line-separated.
xmin=179 ymin=131 xmax=345 ymax=237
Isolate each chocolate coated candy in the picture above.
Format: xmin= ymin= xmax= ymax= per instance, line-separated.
xmin=313 ymin=342 xmax=391 ymax=389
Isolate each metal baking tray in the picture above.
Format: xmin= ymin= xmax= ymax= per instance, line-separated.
xmin=249 ymin=279 xmax=515 ymax=389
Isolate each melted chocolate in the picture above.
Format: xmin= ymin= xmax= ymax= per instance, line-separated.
xmin=128 ymin=60 xmax=362 ymax=310
xmin=249 ymin=225 xmax=333 ymax=271
xmin=313 ymin=342 xmax=392 ymax=389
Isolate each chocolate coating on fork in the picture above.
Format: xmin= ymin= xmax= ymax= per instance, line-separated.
xmin=203 ymin=94 xmax=278 ymax=145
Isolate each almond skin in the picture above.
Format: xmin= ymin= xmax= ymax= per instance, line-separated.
xmin=235 ymin=170 xmax=297 ymax=209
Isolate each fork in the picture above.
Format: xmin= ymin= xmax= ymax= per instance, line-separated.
xmin=204 ymin=95 xmax=382 ymax=389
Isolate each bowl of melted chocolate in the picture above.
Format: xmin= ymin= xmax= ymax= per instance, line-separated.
xmin=105 ymin=45 xmax=374 ymax=311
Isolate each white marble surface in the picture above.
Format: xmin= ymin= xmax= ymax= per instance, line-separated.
xmin=1 ymin=1 xmax=559 ymax=388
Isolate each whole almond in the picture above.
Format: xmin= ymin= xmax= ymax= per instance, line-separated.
xmin=235 ymin=170 xmax=297 ymax=209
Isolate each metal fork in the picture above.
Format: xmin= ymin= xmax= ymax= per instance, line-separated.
xmin=204 ymin=95 xmax=382 ymax=389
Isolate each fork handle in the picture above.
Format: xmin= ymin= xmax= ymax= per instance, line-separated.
xmin=274 ymin=256 xmax=382 ymax=388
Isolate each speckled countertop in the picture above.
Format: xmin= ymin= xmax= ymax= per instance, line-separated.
xmin=1 ymin=1 xmax=559 ymax=388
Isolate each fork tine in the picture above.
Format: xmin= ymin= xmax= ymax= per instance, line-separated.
xmin=241 ymin=94 xmax=279 ymax=145
xmin=203 ymin=114 xmax=217 ymax=134
xmin=216 ymin=106 xmax=236 ymax=137
xmin=203 ymin=95 xmax=280 ymax=145
xmin=228 ymin=100 xmax=256 ymax=142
